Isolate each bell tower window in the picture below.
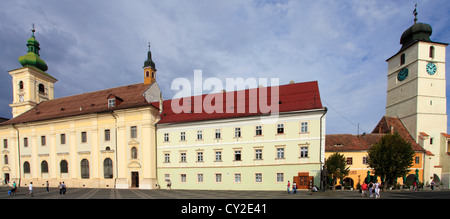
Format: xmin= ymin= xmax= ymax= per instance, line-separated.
xmin=38 ymin=83 xmax=45 ymax=94
xmin=19 ymin=81 xmax=24 ymax=90
xmin=400 ymin=53 xmax=406 ymax=65
xmin=429 ymin=46 xmax=435 ymax=58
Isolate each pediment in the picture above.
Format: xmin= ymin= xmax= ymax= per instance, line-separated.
xmin=128 ymin=161 xmax=141 ymax=168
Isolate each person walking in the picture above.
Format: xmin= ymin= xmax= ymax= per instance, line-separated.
xmin=46 ymin=181 xmax=49 ymax=193
xmin=374 ymin=181 xmax=381 ymax=199
xmin=167 ymin=180 xmax=172 ymax=190
xmin=287 ymin=181 xmax=291 ymax=194
xmin=28 ymin=182 xmax=33 ymax=197
xmin=368 ymin=182 xmax=374 ymax=198
xmin=291 ymin=182 xmax=297 ymax=194
xmin=430 ymin=180 xmax=435 ymax=191
xmin=62 ymin=181 xmax=66 ymax=195
xmin=58 ymin=182 xmax=63 ymax=195
xmin=361 ymin=182 xmax=368 ymax=198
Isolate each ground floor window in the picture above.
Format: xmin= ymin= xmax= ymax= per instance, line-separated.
xmin=104 ymin=158 xmax=113 ymax=179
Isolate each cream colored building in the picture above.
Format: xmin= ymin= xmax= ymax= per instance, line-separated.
xmin=156 ymin=82 xmax=327 ymax=190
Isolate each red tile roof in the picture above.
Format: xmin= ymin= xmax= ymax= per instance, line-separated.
xmin=325 ymin=116 xmax=426 ymax=153
xmin=1 ymin=83 xmax=154 ymax=125
xmin=157 ymin=81 xmax=323 ymax=124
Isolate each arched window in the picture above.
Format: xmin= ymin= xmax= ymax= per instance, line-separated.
xmin=152 ymin=72 xmax=155 ymax=79
xmin=104 ymin=158 xmax=113 ymax=179
xmin=146 ymin=71 xmax=150 ymax=77
xmin=38 ymin=83 xmax=45 ymax=94
xmin=60 ymin=160 xmax=68 ymax=173
xmin=430 ymin=46 xmax=435 ymax=58
xmin=81 ymin=159 xmax=90 ymax=179
xmin=19 ymin=81 xmax=24 ymax=90
xmin=41 ymin=160 xmax=48 ymax=173
xmin=24 ymin=161 xmax=30 ymax=174
xmin=400 ymin=53 xmax=406 ymax=65
xmin=4 ymin=155 xmax=8 ymax=164
xmin=131 ymin=147 xmax=138 ymax=159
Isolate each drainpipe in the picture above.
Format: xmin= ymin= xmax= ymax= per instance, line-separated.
xmin=110 ymin=111 xmax=119 ymax=189
xmin=12 ymin=124 xmax=21 ymax=187
xmin=319 ymin=107 xmax=328 ymax=190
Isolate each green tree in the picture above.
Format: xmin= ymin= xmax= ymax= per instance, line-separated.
xmin=368 ymin=133 xmax=415 ymax=190
xmin=324 ymin=152 xmax=349 ymax=191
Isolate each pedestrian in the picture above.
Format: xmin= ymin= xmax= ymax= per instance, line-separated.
xmin=58 ymin=182 xmax=63 ymax=195
xmin=368 ymin=182 xmax=373 ymax=198
xmin=46 ymin=181 xmax=49 ymax=193
xmin=413 ymin=181 xmax=417 ymax=192
xmin=430 ymin=180 xmax=435 ymax=191
xmin=12 ymin=181 xmax=17 ymax=196
xmin=62 ymin=181 xmax=66 ymax=195
xmin=291 ymin=182 xmax=297 ymax=194
xmin=28 ymin=182 xmax=33 ymax=197
xmin=361 ymin=182 xmax=368 ymax=198
xmin=374 ymin=181 xmax=380 ymax=199
xmin=167 ymin=179 xmax=172 ymax=190
xmin=287 ymin=181 xmax=290 ymax=194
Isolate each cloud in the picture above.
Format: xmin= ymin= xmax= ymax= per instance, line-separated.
xmin=0 ymin=0 xmax=449 ymax=135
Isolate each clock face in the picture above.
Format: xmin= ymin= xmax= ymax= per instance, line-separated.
xmin=397 ymin=68 xmax=408 ymax=82
xmin=426 ymin=62 xmax=437 ymax=75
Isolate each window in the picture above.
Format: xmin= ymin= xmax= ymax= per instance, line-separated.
xmin=255 ymin=173 xmax=262 ymax=183
xmin=277 ymin=148 xmax=284 ymax=159
xmin=24 ymin=161 xmax=31 ymax=174
xmin=255 ymin=125 xmax=262 ymax=136
xmin=60 ymin=134 xmax=66 ymax=145
xmin=19 ymin=81 xmax=24 ymax=90
xmin=81 ymin=159 xmax=89 ymax=179
xmin=130 ymin=126 xmax=137 ymax=138
xmin=38 ymin=83 xmax=45 ymax=94
xmin=400 ymin=53 xmax=405 ymax=65
xmin=430 ymin=137 xmax=434 ymax=145
xmin=197 ymin=152 xmax=203 ymax=162
xmin=235 ymin=173 xmax=241 ymax=183
xmin=81 ymin=131 xmax=87 ymax=143
xmin=234 ymin=150 xmax=241 ymax=161
xmin=430 ymin=46 xmax=435 ymax=58
xmin=215 ymin=129 xmax=221 ymax=139
xmin=347 ymin=157 xmax=353 ymax=165
xmin=415 ymin=156 xmax=420 ymax=164
xmin=24 ymin=137 xmax=28 ymax=147
xmin=164 ymin=133 xmax=169 ymax=142
xmin=131 ymin=147 xmax=138 ymax=159
xmin=197 ymin=130 xmax=203 ymax=140
xmin=363 ymin=157 xmax=369 ymax=165
xmin=180 ymin=132 xmax=186 ymax=141
xmin=301 ymin=122 xmax=308 ymax=133
xmin=181 ymin=174 xmax=187 ymax=183
xmin=164 ymin=153 xmax=170 ymax=163
xmin=300 ymin=147 xmax=308 ymax=158
xmin=3 ymin=139 xmax=7 ymax=148
xmin=277 ymin=173 xmax=284 ymax=183
xmin=235 ymin=127 xmax=241 ymax=138
xmin=277 ymin=124 xmax=284 ymax=134
xmin=4 ymin=155 xmax=8 ymax=165
xmin=104 ymin=129 xmax=110 ymax=141
xmin=215 ymin=151 xmax=222 ymax=162
xmin=41 ymin=161 xmax=48 ymax=173
xmin=255 ymin=149 xmax=262 ymax=160
xmin=180 ymin=153 xmax=186 ymax=163
xmin=41 ymin=136 xmax=46 ymax=146
xmin=60 ymin=160 xmax=68 ymax=173
xmin=108 ymin=98 xmax=116 ymax=107
xmin=104 ymin=158 xmax=113 ymax=179
xmin=197 ymin=174 xmax=203 ymax=183
xmin=215 ymin=173 xmax=222 ymax=183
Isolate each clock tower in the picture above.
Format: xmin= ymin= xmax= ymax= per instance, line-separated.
xmin=9 ymin=26 xmax=57 ymax=118
xmin=385 ymin=10 xmax=448 ymax=185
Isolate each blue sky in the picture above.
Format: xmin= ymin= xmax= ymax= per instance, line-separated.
xmin=0 ymin=0 xmax=449 ymax=134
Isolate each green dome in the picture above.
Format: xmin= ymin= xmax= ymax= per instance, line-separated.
xmin=399 ymin=22 xmax=433 ymax=52
xmin=18 ymin=35 xmax=48 ymax=72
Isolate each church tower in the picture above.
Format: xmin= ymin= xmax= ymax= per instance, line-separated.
xmin=143 ymin=43 xmax=157 ymax=85
xmin=8 ymin=26 xmax=57 ymax=118
xmin=385 ymin=7 xmax=448 ymax=185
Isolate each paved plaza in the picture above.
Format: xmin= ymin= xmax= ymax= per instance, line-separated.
xmin=1 ymin=185 xmax=450 ymax=199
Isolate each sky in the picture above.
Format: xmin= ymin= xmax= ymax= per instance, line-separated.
xmin=0 ymin=0 xmax=449 ymax=134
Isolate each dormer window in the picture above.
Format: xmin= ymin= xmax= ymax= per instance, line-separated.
xmin=108 ymin=98 xmax=116 ymax=107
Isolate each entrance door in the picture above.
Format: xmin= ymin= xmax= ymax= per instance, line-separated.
xmin=294 ymin=172 xmax=310 ymax=189
xmin=131 ymin=172 xmax=139 ymax=188
xmin=4 ymin=173 xmax=9 ymax=184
